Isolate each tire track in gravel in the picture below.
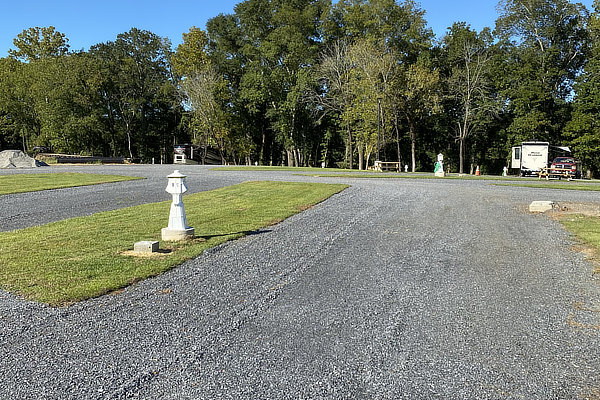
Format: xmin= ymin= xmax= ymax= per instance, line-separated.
xmin=106 ymin=186 xmax=373 ymax=398
xmin=132 ymin=182 xmax=429 ymax=399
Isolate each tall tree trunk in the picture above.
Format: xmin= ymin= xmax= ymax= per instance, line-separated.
xmin=290 ymin=108 xmax=298 ymax=167
xmin=125 ymin=125 xmax=133 ymax=159
xmin=21 ymin=130 xmax=27 ymax=153
xmin=470 ymin=153 xmax=475 ymax=175
xmin=358 ymin=145 xmax=364 ymax=171
xmin=410 ymin=122 xmax=416 ymax=173
xmin=346 ymin=122 xmax=353 ymax=169
xmin=380 ymin=102 xmax=386 ymax=161
xmin=459 ymin=138 xmax=464 ymax=174
xmin=111 ymin=129 xmax=116 ymax=157
xmin=286 ymin=150 xmax=294 ymax=167
xmin=259 ymin=126 xmax=265 ymax=165
xmin=394 ymin=113 xmax=401 ymax=164
xmin=459 ymin=113 xmax=468 ymax=174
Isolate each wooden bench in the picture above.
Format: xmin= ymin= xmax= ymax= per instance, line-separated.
xmin=538 ymin=167 xmax=573 ymax=181
xmin=374 ymin=161 xmax=401 ymax=172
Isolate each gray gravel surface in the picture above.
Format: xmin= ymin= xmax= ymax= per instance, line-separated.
xmin=0 ymin=165 xmax=246 ymax=232
xmin=1 ymin=165 xmax=599 ymax=399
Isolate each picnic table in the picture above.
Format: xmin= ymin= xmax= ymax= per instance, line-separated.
xmin=373 ymin=161 xmax=401 ymax=172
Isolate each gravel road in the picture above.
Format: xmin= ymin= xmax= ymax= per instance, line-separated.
xmin=1 ymin=165 xmax=599 ymax=399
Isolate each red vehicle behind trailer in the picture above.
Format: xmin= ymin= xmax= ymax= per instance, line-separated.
xmin=548 ymin=156 xmax=581 ymax=179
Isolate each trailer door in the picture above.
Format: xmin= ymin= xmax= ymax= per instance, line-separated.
xmin=511 ymin=146 xmax=521 ymax=169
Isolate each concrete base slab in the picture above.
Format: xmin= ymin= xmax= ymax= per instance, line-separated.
xmin=161 ymin=227 xmax=195 ymax=241
xmin=435 ymin=170 xmax=445 ymax=177
xmin=134 ymin=240 xmax=159 ymax=253
xmin=529 ymin=201 xmax=556 ymax=213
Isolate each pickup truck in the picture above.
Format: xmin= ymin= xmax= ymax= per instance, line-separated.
xmin=548 ymin=156 xmax=581 ymax=179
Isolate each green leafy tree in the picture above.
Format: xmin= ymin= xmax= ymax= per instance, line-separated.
xmin=346 ymin=39 xmax=395 ymax=169
xmin=1 ymin=26 xmax=71 ymax=152
xmin=206 ymin=13 xmax=258 ymax=164
xmin=244 ymin=0 xmax=328 ymax=166
xmin=206 ymin=0 xmax=328 ymax=166
xmin=32 ymin=53 xmax=106 ymax=154
xmin=325 ymin=0 xmax=431 ymax=64
xmin=565 ymin=0 xmax=600 ymax=176
xmin=311 ymin=40 xmax=355 ymax=169
xmin=324 ymin=0 xmax=435 ymax=170
xmin=172 ymin=27 xmax=210 ymax=76
xmin=174 ymin=27 xmax=233 ymax=163
xmin=393 ymin=55 xmax=441 ymax=172
xmin=0 ymin=57 xmax=40 ymax=152
xmin=495 ymin=0 xmax=589 ymax=145
xmin=9 ymin=26 xmax=70 ymax=62
xmin=91 ymin=28 xmax=177 ymax=160
xmin=442 ymin=23 xmax=496 ymax=174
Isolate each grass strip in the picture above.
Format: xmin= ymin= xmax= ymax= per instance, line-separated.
xmin=495 ymin=182 xmax=600 ymax=191
xmin=214 ymin=166 xmax=552 ymax=181
xmin=213 ymin=166 xmax=354 ymax=172
xmin=0 ymin=181 xmax=347 ymax=306
xmin=0 ymin=172 xmax=142 ymax=195
xmin=560 ymin=215 xmax=600 ymax=273
xmin=300 ymin=173 xmax=532 ymax=181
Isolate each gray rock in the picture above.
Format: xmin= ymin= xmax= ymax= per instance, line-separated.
xmin=134 ymin=241 xmax=159 ymax=253
xmin=0 ymin=150 xmax=46 ymax=168
xmin=529 ymin=200 xmax=556 ymax=212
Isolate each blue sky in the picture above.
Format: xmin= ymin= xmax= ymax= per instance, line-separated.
xmin=1 ymin=0 xmax=595 ymax=56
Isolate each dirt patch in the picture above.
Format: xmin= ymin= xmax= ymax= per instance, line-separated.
xmin=120 ymin=249 xmax=173 ymax=258
xmin=545 ymin=202 xmax=600 ymax=218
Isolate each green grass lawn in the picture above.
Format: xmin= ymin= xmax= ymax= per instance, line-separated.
xmin=214 ymin=166 xmax=507 ymax=177
xmin=560 ymin=215 xmax=600 ymax=273
xmin=0 ymin=172 xmax=142 ymax=195
xmin=0 ymin=181 xmax=347 ymax=306
xmin=300 ymin=173 xmax=529 ymax=180
xmin=213 ymin=166 xmax=354 ymax=172
xmin=495 ymin=182 xmax=600 ymax=191
xmin=214 ymin=166 xmax=562 ymax=182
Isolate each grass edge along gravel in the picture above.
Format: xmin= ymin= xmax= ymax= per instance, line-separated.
xmin=0 ymin=181 xmax=348 ymax=306
xmin=299 ymin=173 xmax=532 ymax=181
xmin=494 ymin=182 xmax=600 ymax=191
xmin=302 ymin=173 xmax=600 ymax=186
xmin=0 ymin=172 xmax=143 ymax=195
xmin=560 ymin=215 xmax=600 ymax=274
xmin=213 ymin=166 xmax=354 ymax=172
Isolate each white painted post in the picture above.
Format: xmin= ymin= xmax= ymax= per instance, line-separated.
xmin=161 ymin=170 xmax=195 ymax=241
xmin=435 ymin=153 xmax=445 ymax=177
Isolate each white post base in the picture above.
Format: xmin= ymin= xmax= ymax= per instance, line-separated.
xmin=161 ymin=227 xmax=195 ymax=241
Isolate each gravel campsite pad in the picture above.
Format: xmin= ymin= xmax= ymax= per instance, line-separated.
xmin=0 ymin=165 xmax=599 ymax=399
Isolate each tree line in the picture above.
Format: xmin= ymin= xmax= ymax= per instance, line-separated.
xmin=1 ymin=0 xmax=599 ymax=175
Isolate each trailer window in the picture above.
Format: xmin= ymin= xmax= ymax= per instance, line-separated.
xmin=514 ymin=147 xmax=520 ymax=160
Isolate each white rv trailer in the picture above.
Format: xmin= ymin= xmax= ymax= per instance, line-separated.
xmin=511 ymin=141 xmax=571 ymax=176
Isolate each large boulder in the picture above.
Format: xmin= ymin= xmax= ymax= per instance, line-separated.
xmin=0 ymin=150 xmax=46 ymax=168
